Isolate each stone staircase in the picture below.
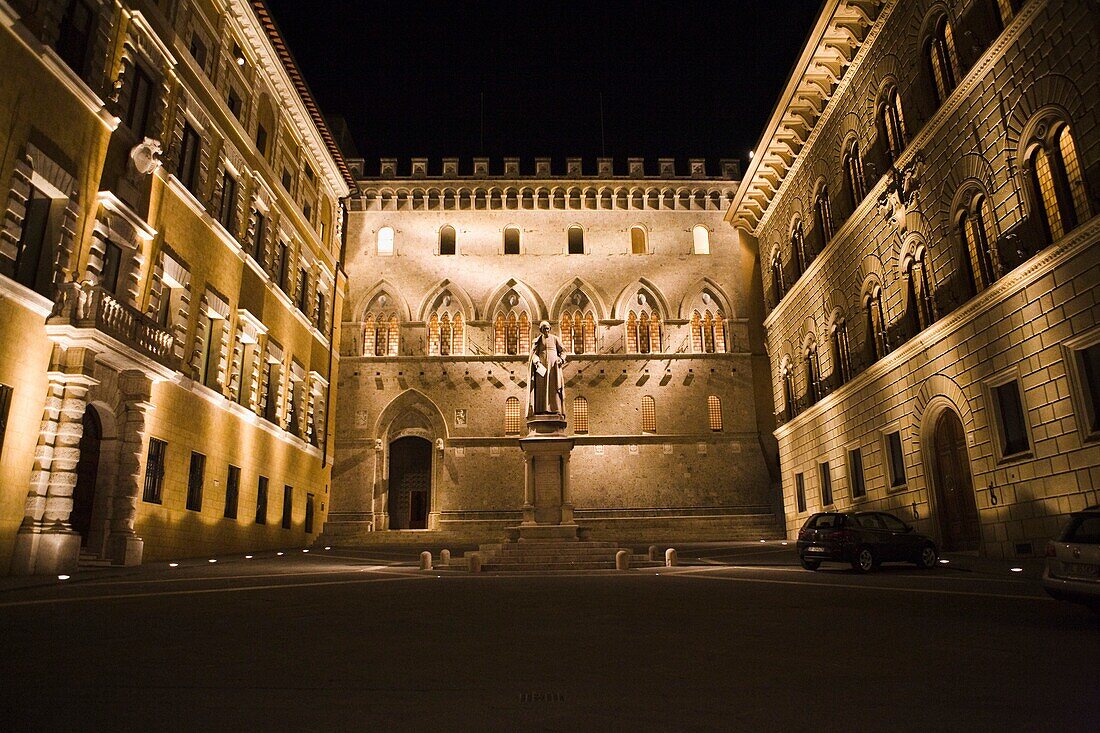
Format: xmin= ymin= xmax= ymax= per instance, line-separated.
xmin=470 ymin=539 xmax=664 ymax=572
xmin=78 ymin=551 xmax=112 ymax=569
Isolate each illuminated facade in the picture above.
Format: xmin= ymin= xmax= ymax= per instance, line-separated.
xmin=730 ymin=0 xmax=1100 ymax=557
xmin=325 ymin=157 xmax=783 ymax=542
xmin=0 ymin=0 xmax=350 ymax=574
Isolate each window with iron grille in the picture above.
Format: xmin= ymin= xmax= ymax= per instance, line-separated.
xmin=819 ymin=462 xmax=833 ymax=507
xmin=186 ymin=451 xmax=205 ymax=511
xmin=641 ymin=396 xmax=656 ymax=433
xmin=255 ymin=476 xmax=268 ymax=524
xmin=142 ymin=437 xmax=167 ymax=504
xmin=707 ymin=396 xmax=722 ymax=432
xmin=848 ymin=447 xmax=866 ymax=499
xmin=795 ymin=473 xmax=806 ymax=513
xmin=885 ymin=431 xmax=906 ymax=488
xmin=224 ymin=465 xmax=240 ymax=519
xmin=504 ymin=397 xmax=522 ymax=435
xmin=281 ymin=485 xmax=293 ymax=529
xmin=573 ymin=396 xmax=589 ymax=434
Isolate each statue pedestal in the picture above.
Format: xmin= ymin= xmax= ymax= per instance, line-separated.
xmin=507 ymin=414 xmax=583 ymax=542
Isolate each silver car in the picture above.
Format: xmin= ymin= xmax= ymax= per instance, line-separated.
xmin=1043 ymin=506 xmax=1100 ymax=613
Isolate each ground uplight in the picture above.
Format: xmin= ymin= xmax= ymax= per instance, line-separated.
xmin=58 ymin=574 xmax=70 ymax=580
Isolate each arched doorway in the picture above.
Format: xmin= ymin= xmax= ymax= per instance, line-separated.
xmin=930 ymin=409 xmax=981 ymax=551
xmin=387 ymin=436 xmax=432 ymax=530
xmin=71 ymin=407 xmax=102 ymax=546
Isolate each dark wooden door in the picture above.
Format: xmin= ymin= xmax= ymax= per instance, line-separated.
xmin=932 ymin=411 xmax=981 ymax=551
xmin=387 ymin=437 xmax=431 ymax=530
xmin=71 ymin=407 xmax=102 ymax=546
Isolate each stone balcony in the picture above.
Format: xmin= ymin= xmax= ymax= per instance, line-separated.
xmin=47 ymin=282 xmax=181 ymax=375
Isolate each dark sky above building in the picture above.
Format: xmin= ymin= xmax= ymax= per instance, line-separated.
xmin=264 ymin=0 xmax=821 ymax=175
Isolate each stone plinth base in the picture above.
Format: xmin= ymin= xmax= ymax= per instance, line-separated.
xmin=10 ymin=528 xmax=81 ymax=576
xmin=505 ymin=523 xmax=591 ymax=542
xmin=107 ymin=533 xmax=144 ymax=566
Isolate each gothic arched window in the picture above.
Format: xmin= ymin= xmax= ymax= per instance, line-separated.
xmin=957 ymin=190 xmax=998 ymax=294
xmin=815 ymin=186 xmax=834 ymax=249
xmin=863 ymin=286 xmax=886 ymax=363
xmin=926 ymin=14 xmax=959 ymax=106
xmin=1028 ymin=121 xmax=1090 ymax=244
xmin=504 ymin=396 xmax=522 ymax=435
xmin=830 ymin=317 xmax=851 ymax=385
xmin=844 ymin=140 xmax=867 ymax=209
xmin=429 ymin=310 xmax=465 ymax=355
xmin=691 ymin=310 xmax=727 ymax=353
xmin=573 ymin=396 xmax=589 ymax=434
xmin=627 ymin=309 xmax=661 ymax=354
xmin=560 ymin=310 xmax=596 ymax=354
xmin=878 ymin=85 xmax=908 ymax=159
xmin=362 ymin=311 xmax=399 ymax=356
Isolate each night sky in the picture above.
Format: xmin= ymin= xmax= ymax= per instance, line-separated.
xmin=263 ymin=1 xmax=821 ymax=175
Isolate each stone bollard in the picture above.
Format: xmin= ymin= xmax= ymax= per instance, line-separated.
xmin=665 ymin=548 xmax=678 ymax=567
xmin=420 ymin=551 xmax=432 ymax=570
xmin=440 ymin=549 xmax=451 ymax=566
xmin=648 ymin=545 xmax=659 ymax=561
xmin=468 ymin=552 xmax=482 ymax=574
xmin=615 ymin=549 xmax=630 ymax=570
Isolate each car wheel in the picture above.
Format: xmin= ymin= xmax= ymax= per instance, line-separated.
xmin=916 ymin=544 xmax=938 ymax=569
xmin=851 ymin=546 xmax=875 ymax=573
xmin=800 ymin=557 xmax=821 ymax=571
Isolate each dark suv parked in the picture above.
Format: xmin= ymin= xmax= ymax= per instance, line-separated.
xmin=797 ymin=511 xmax=939 ymax=572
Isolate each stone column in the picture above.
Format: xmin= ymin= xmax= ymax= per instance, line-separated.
xmin=11 ymin=347 xmax=98 ymax=575
xmin=106 ymin=370 xmax=152 ymax=566
xmin=521 ymin=454 xmax=535 ymax=525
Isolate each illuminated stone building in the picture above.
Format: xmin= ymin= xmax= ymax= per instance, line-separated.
xmin=325 ymin=157 xmax=783 ymax=542
xmin=0 ymin=0 xmax=351 ymax=574
xmin=730 ymin=0 xmax=1100 ymax=557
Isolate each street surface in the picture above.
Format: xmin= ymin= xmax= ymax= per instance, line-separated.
xmin=0 ymin=542 xmax=1096 ymax=732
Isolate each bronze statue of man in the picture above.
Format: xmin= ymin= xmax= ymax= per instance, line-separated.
xmin=527 ymin=320 xmax=566 ymax=417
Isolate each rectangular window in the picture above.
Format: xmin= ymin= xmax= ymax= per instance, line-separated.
xmin=224 ymin=465 xmax=240 ymax=519
xmin=263 ymin=361 xmax=280 ymax=423
xmin=275 ymin=241 xmax=289 ymax=291
xmin=0 ymin=384 xmax=13 ymax=463
xmin=1075 ymin=342 xmax=1100 ymax=436
xmin=256 ymin=124 xmax=269 ymax=157
xmin=218 ymin=170 xmax=238 ymax=232
xmin=186 ymin=451 xmax=206 ymax=511
xmin=100 ymin=241 xmax=123 ymax=294
xmin=281 ymin=485 xmax=293 ymax=529
xmin=227 ymin=88 xmax=242 ymax=119
xmin=886 ymin=430 xmax=906 ymax=488
xmin=255 ymin=476 xmax=268 ymax=524
xmin=189 ymin=34 xmax=207 ymax=71
xmin=126 ymin=65 xmax=154 ymax=139
xmin=199 ymin=317 xmax=223 ymax=389
xmin=707 ymin=396 xmax=723 ymax=432
xmin=316 ymin=291 xmax=327 ymax=332
xmin=252 ymin=211 xmax=267 ymax=263
xmin=641 ymin=396 xmax=656 ymax=433
xmin=994 ymin=380 xmax=1030 ymax=456
xmin=55 ymin=0 xmax=94 ymax=75
xmin=819 ymin=462 xmax=833 ymax=507
xmin=14 ymin=186 xmax=55 ymax=295
xmin=297 ymin=269 xmax=310 ymax=313
xmin=573 ymin=397 xmax=589 ymax=434
xmin=795 ymin=473 xmax=806 ymax=513
xmin=142 ymin=437 xmax=167 ymax=504
xmin=237 ymin=342 xmax=256 ymax=407
xmin=177 ymin=123 xmax=201 ymax=193
xmin=305 ymin=493 xmax=315 ymax=534
xmin=848 ymin=447 xmax=866 ymax=499
xmin=282 ymin=169 xmax=293 ymax=192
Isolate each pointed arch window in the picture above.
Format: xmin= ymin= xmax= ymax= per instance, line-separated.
xmin=627 ymin=309 xmax=662 ymax=354
xmin=691 ymin=309 xmax=727 ymax=353
xmin=958 ymin=191 xmax=998 ymax=294
xmin=439 ymin=225 xmax=456 ymax=255
xmin=791 ymin=222 xmax=807 ymax=275
xmin=504 ymin=397 xmax=522 ymax=435
xmin=630 ymin=226 xmax=647 ymax=254
xmin=567 ymin=225 xmax=585 ymax=254
xmin=815 ymin=186 xmax=834 ymax=248
xmin=363 ymin=311 xmax=399 ymax=356
xmin=377 ymin=226 xmax=394 ymax=256
xmin=640 ymin=395 xmax=656 ymax=433
xmin=560 ymin=310 xmax=596 ymax=354
xmin=692 ymin=225 xmax=710 ymax=255
xmin=864 ymin=286 xmax=886 ymax=363
xmin=429 ymin=311 xmax=465 ymax=355
xmin=830 ymin=318 xmax=851 ymax=386
xmin=844 ymin=141 xmax=867 ymax=208
xmin=926 ymin=15 xmax=959 ymax=106
xmin=573 ymin=396 xmax=589 ymax=434
xmin=771 ymin=253 xmax=785 ymax=304
xmin=707 ymin=395 xmax=723 ymax=432
xmin=879 ymin=86 xmax=908 ymax=159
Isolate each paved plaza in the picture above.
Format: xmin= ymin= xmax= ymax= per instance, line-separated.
xmin=1 ymin=543 xmax=1096 ymax=731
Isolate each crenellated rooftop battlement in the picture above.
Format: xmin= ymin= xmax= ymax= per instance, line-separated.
xmin=348 ymin=157 xmax=741 ymax=181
